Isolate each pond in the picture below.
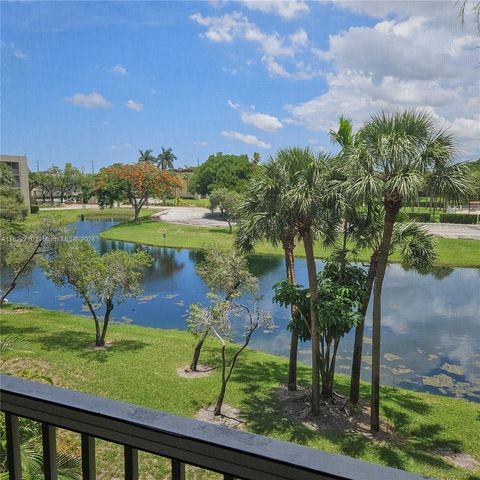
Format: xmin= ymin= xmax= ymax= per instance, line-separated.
xmin=3 ymin=218 xmax=480 ymax=402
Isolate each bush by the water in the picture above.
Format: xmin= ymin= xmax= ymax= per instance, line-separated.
xmin=439 ymin=213 xmax=478 ymax=224
xmin=407 ymin=212 xmax=431 ymax=222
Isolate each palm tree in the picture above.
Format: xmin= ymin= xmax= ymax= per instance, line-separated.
xmin=274 ymin=148 xmax=336 ymax=414
xmin=157 ymin=147 xmax=176 ymax=170
xmin=137 ymin=149 xmax=156 ymax=163
xmin=236 ymin=159 xmax=301 ymax=390
xmin=345 ymin=110 xmax=469 ymax=431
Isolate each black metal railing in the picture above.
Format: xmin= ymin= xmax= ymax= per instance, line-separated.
xmin=0 ymin=375 xmax=429 ymax=480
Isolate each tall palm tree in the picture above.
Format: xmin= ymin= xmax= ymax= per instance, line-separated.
xmin=345 ymin=110 xmax=469 ymax=431
xmin=137 ymin=149 xmax=156 ymax=163
xmin=275 ymin=148 xmax=336 ymax=414
xmin=157 ymin=147 xmax=176 ymax=170
xmin=236 ymin=159 xmax=301 ymax=390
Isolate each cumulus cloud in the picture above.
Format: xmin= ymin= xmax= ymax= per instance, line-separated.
xmin=111 ymin=64 xmax=127 ymax=75
xmin=228 ymin=100 xmax=283 ymax=132
xmin=239 ymin=0 xmax=309 ymax=19
xmin=66 ymin=92 xmax=112 ymax=108
xmin=111 ymin=143 xmax=132 ymax=150
xmin=13 ymin=49 xmax=28 ymax=59
xmin=190 ymin=11 xmax=297 ymax=56
xmin=126 ymin=100 xmax=144 ymax=111
xmin=287 ymin=5 xmax=480 ymax=158
xmin=221 ymin=130 xmax=271 ymax=148
xmin=290 ymin=28 xmax=308 ymax=46
xmin=262 ymin=56 xmax=322 ymax=80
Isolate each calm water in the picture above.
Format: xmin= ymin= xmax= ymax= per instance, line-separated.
xmin=3 ymin=219 xmax=480 ymax=402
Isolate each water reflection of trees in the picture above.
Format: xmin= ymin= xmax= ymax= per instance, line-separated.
xmin=401 ymin=264 xmax=454 ymax=280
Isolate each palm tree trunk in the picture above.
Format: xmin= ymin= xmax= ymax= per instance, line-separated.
xmin=302 ymin=228 xmax=321 ymax=415
xmin=349 ymin=253 xmax=377 ymax=404
xmin=371 ymin=204 xmax=399 ymax=431
xmin=283 ymin=241 xmax=298 ymax=391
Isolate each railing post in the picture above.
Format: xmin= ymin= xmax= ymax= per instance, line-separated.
xmin=171 ymin=459 xmax=185 ymax=480
xmin=42 ymin=423 xmax=57 ymax=480
xmin=5 ymin=413 xmax=22 ymax=480
xmin=81 ymin=434 xmax=96 ymax=480
xmin=124 ymin=446 xmax=138 ymax=480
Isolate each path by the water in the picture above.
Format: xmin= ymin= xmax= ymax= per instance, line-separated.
xmin=152 ymin=206 xmax=480 ymax=240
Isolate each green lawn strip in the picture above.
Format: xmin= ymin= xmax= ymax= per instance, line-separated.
xmin=26 ymin=207 xmax=164 ymax=225
xmin=100 ymin=219 xmax=480 ymax=268
xmin=1 ymin=305 xmax=478 ymax=480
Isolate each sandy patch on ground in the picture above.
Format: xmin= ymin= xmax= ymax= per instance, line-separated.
xmin=195 ymin=403 xmax=246 ymax=430
xmin=176 ymin=364 xmax=214 ymax=378
xmin=0 ymin=308 xmax=31 ymax=314
xmin=438 ymin=449 xmax=480 ymax=471
xmin=273 ymin=385 xmax=396 ymax=440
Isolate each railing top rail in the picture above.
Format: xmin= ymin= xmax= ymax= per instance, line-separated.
xmin=0 ymin=375 xmax=429 ymax=480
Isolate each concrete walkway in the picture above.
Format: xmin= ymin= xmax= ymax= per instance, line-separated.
xmin=151 ymin=206 xmax=231 ymax=228
xmin=152 ymin=207 xmax=480 ymax=240
xmin=421 ymin=223 xmax=480 ymax=240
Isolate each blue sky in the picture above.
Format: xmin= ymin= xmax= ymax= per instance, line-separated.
xmin=1 ymin=1 xmax=479 ymax=172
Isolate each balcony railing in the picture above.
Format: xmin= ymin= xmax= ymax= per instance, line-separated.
xmin=0 ymin=375 xmax=428 ymax=480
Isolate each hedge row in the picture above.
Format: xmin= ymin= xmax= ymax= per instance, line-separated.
xmin=30 ymin=205 xmax=39 ymax=214
xmin=407 ymin=212 xmax=431 ymax=222
xmin=439 ymin=214 xmax=478 ymax=224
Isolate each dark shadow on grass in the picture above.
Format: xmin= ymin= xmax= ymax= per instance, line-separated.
xmin=34 ymin=330 xmax=148 ymax=363
xmin=0 ymin=324 xmax=44 ymax=336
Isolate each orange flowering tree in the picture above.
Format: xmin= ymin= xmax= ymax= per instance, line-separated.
xmin=95 ymin=162 xmax=183 ymax=222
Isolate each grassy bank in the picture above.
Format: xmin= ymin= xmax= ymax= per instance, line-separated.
xmin=100 ymin=218 xmax=480 ymax=268
xmin=27 ymin=206 xmax=163 ymax=225
xmin=1 ymin=305 xmax=479 ymax=480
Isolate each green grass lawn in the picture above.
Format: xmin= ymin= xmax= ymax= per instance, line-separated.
xmin=100 ymin=218 xmax=480 ymax=268
xmin=26 ymin=206 xmax=163 ymax=225
xmin=1 ymin=306 xmax=479 ymax=480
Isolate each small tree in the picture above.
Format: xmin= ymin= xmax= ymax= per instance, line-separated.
xmin=0 ymin=163 xmax=15 ymax=186
xmin=0 ymin=186 xmax=28 ymax=221
xmin=43 ymin=241 xmax=152 ymax=346
xmin=188 ymin=245 xmax=257 ymax=371
xmin=274 ymin=261 xmax=366 ymax=400
xmin=188 ymin=297 xmax=272 ymax=416
xmin=95 ymin=162 xmax=183 ymax=222
xmin=209 ymin=188 xmax=243 ymax=233
xmin=0 ymin=216 xmax=67 ymax=306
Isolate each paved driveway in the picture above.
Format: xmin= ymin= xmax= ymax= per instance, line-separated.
xmin=151 ymin=207 xmax=480 ymax=240
xmin=151 ymin=207 xmax=231 ymax=228
xmin=422 ymin=223 xmax=480 ymax=240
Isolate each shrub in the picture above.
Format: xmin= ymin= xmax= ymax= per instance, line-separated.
xmin=30 ymin=205 xmax=39 ymax=214
xmin=439 ymin=214 xmax=478 ymax=224
xmin=395 ymin=211 xmax=408 ymax=223
xmin=407 ymin=212 xmax=431 ymax=222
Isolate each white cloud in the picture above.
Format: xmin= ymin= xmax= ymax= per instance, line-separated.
xmin=111 ymin=143 xmax=132 ymax=150
xmin=126 ymin=100 xmax=144 ymax=111
xmin=111 ymin=64 xmax=127 ymax=75
xmin=194 ymin=141 xmax=209 ymax=146
xmin=286 ymin=5 xmax=480 ymax=158
xmin=262 ymin=56 xmax=322 ymax=80
xmin=228 ymin=99 xmax=283 ymax=132
xmin=13 ymin=49 xmax=28 ymax=59
xmin=290 ymin=28 xmax=308 ymax=46
xmin=66 ymin=92 xmax=112 ymax=108
xmin=239 ymin=1 xmax=309 ymax=19
xmin=190 ymin=11 xmax=296 ymax=56
xmin=221 ymin=130 xmax=271 ymax=148
xmin=307 ymin=138 xmax=319 ymax=144
xmin=241 ymin=111 xmax=283 ymax=132
xmin=150 ymin=89 xmax=157 ymax=94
